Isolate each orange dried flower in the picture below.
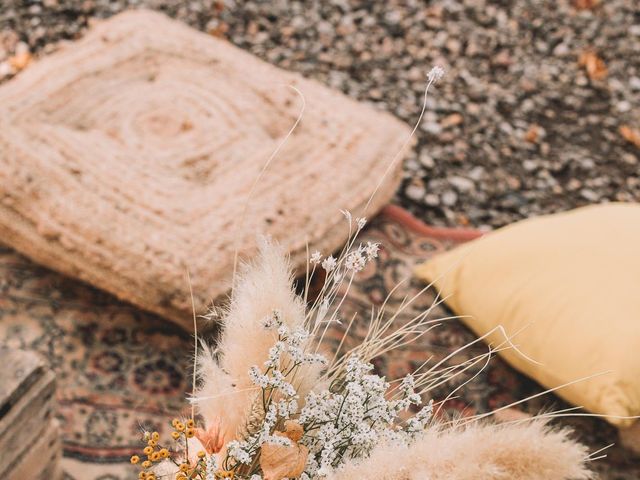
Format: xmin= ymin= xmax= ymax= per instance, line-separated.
xmin=195 ymin=420 xmax=225 ymax=454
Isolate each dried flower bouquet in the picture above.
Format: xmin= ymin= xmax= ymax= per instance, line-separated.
xmin=131 ymin=217 xmax=594 ymax=480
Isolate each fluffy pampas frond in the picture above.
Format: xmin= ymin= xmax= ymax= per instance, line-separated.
xmin=193 ymin=240 xmax=321 ymax=443
xmin=327 ymin=420 xmax=594 ymax=480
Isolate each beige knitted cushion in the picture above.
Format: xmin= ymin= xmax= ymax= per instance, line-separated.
xmin=0 ymin=10 xmax=410 ymax=330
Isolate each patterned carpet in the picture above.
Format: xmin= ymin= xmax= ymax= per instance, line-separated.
xmin=0 ymin=205 xmax=637 ymax=479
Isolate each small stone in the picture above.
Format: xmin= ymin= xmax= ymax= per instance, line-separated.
xmin=579 ymin=158 xmax=596 ymax=169
xmin=441 ymin=190 xmax=458 ymax=206
xmin=567 ymin=178 xmax=582 ymax=191
xmin=468 ymin=166 xmax=485 ymax=181
xmin=622 ymin=153 xmax=638 ymax=166
xmin=405 ymin=182 xmax=426 ymax=201
xmin=421 ymin=122 xmax=442 ymax=135
xmin=419 ymin=153 xmax=435 ymax=169
xmin=553 ymin=43 xmax=570 ymax=56
xmin=425 ymin=194 xmax=439 ymax=206
xmin=616 ymin=101 xmax=632 ymax=113
xmin=580 ymin=188 xmax=600 ymax=202
xmin=448 ymin=176 xmax=475 ymax=192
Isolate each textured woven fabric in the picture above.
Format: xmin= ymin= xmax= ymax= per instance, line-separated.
xmin=0 ymin=10 xmax=408 ymax=329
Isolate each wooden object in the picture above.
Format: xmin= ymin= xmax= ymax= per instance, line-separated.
xmin=0 ymin=10 xmax=410 ymax=330
xmin=0 ymin=348 xmax=61 ymax=479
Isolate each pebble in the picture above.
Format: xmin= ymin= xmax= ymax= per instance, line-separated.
xmin=580 ymin=188 xmax=601 ymax=202
xmin=424 ymin=194 xmax=439 ymax=206
xmin=405 ymin=182 xmax=426 ymax=202
xmin=448 ymin=176 xmax=475 ymax=192
xmin=441 ymin=190 xmax=458 ymax=207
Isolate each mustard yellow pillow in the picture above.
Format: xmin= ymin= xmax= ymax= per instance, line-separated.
xmin=415 ymin=203 xmax=640 ymax=427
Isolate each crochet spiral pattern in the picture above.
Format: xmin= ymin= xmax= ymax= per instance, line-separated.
xmin=0 ymin=10 xmax=410 ymax=328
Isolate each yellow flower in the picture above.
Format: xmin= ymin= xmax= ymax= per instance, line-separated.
xmin=186 ymin=419 xmax=195 ymax=428
xmin=159 ymin=448 xmax=170 ymax=458
xmin=185 ymin=428 xmax=195 ymax=438
xmin=197 ymin=450 xmax=206 ymax=459
xmin=138 ymin=472 xmax=147 ymax=479
xmin=151 ymin=431 xmax=160 ymax=441
xmin=179 ymin=463 xmax=189 ymax=472
xmin=142 ymin=460 xmax=152 ymax=469
xmin=175 ymin=422 xmax=185 ymax=432
xmin=171 ymin=418 xmax=180 ymax=427
xmin=147 ymin=439 xmax=157 ymax=447
xmin=171 ymin=431 xmax=181 ymax=440
xmin=150 ymin=452 xmax=161 ymax=462
xmin=147 ymin=474 xmax=156 ymax=480
xmin=176 ymin=475 xmax=187 ymax=480
xmin=130 ymin=455 xmax=140 ymax=464
xmin=143 ymin=446 xmax=154 ymax=455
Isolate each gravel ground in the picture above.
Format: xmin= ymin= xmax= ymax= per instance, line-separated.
xmin=1 ymin=0 xmax=639 ymax=229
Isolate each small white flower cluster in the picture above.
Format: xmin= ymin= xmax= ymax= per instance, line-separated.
xmin=297 ymin=355 xmax=431 ymax=478
xmin=225 ymin=348 xmax=433 ymax=479
xmin=309 ymin=210 xmax=375 ymax=277
xmin=206 ymin=454 xmax=218 ymax=480
xmin=226 ymin=439 xmax=252 ymax=465
xmin=311 ymin=241 xmax=380 ymax=278
xmin=321 ymin=256 xmax=337 ymax=272
xmin=261 ymin=309 xmax=282 ymax=329
xmin=428 ymin=65 xmax=445 ymax=83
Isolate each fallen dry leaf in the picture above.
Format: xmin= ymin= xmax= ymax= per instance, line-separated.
xmin=8 ymin=52 xmax=31 ymax=72
xmin=440 ymin=113 xmax=464 ymax=128
xmin=620 ymin=125 xmax=640 ymax=149
xmin=573 ymin=0 xmax=600 ymax=10
xmin=524 ymin=124 xmax=541 ymax=143
xmin=578 ymin=50 xmax=607 ymax=81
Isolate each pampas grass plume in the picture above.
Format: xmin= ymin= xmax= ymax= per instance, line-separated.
xmin=194 ymin=240 xmax=320 ymax=443
xmin=328 ymin=420 xmax=594 ymax=480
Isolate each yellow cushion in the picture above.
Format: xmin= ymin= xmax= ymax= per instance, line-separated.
xmin=415 ymin=203 xmax=640 ymax=427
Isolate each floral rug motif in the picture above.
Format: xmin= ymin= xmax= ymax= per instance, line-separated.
xmin=0 ymin=205 xmax=637 ymax=479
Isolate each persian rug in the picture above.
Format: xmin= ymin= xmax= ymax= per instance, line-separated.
xmin=0 ymin=9 xmax=407 ymax=330
xmin=0 ymin=205 xmax=637 ymax=479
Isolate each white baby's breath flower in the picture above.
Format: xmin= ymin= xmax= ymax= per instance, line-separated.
xmin=262 ymin=309 xmax=283 ymax=330
xmin=310 ymin=251 xmax=322 ymax=264
xmin=364 ymin=241 xmax=380 ymax=260
xmin=322 ymin=256 xmax=337 ymax=272
xmin=428 ymin=65 xmax=445 ymax=83
xmin=345 ymin=250 xmax=366 ymax=272
xmin=262 ymin=435 xmax=292 ymax=447
xmin=248 ymin=365 xmax=269 ymax=388
xmin=206 ymin=455 xmax=218 ymax=480
xmin=227 ymin=440 xmax=252 ymax=464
